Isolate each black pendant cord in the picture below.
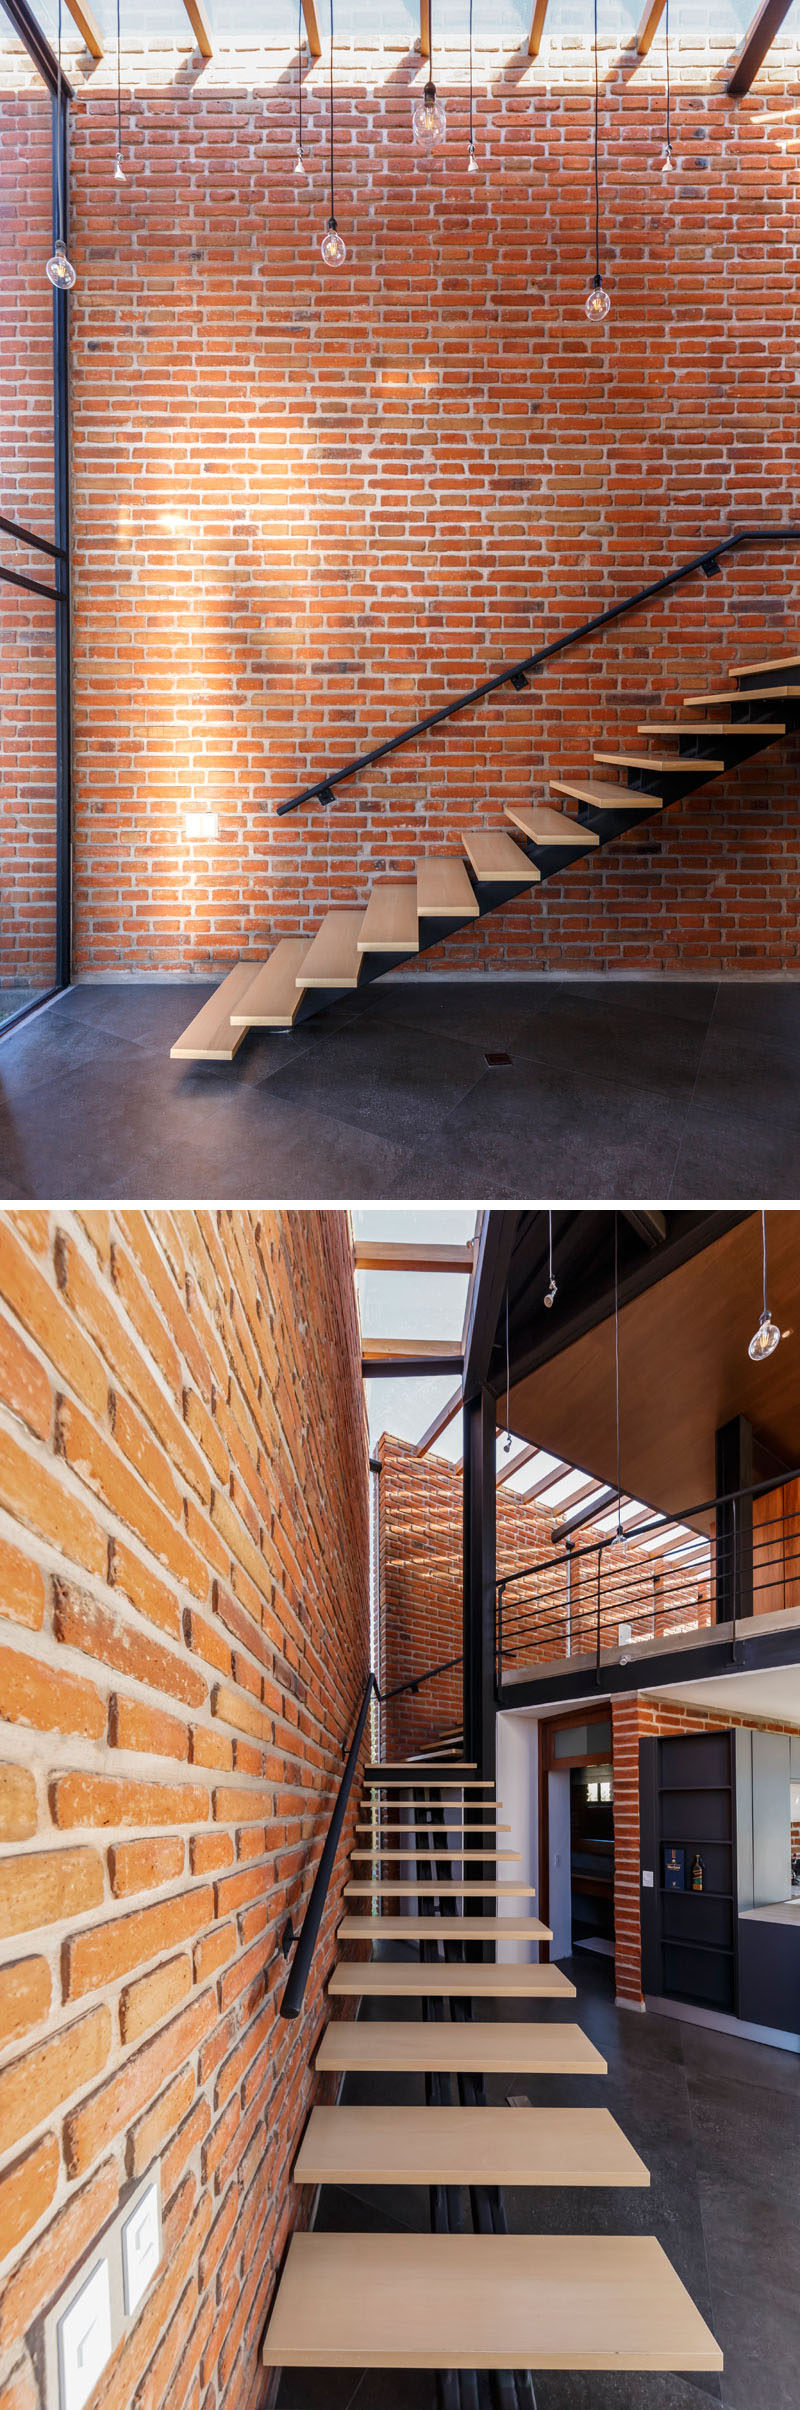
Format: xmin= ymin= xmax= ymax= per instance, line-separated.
xmin=614 ymin=1211 xmax=623 ymax=1540
xmin=592 ymin=0 xmax=601 ymax=281
xmin=328 ymin=0 xmax=335 ymax=220
xmin=116 ymin=0 xmax=123 ymax=165
xmin=468 ymin=0 xmax=473 ymax=148
xmin=761 ymin=1207 xmax=769 ymax=1320
xmin=297 ymin=0 xmax=303 ymax=157
xmin=56 ymin=0 xmax=65 ymax=243
xmin=665 ymin=0 xmax=671 ymax=157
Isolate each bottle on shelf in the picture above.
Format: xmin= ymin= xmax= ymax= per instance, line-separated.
xmin=690 ymin=1852 xmax=705 ymax=1893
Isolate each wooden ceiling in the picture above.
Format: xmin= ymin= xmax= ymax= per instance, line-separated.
xmin=508 ymin=1211 xmax=800 ymax=1523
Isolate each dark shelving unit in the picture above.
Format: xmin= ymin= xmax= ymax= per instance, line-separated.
xmin=640 ymin=1730 xmax=738 ymax=2014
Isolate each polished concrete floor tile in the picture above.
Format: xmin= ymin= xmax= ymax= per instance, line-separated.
xmin=5 ymin=976 xmax=800 ymax=1198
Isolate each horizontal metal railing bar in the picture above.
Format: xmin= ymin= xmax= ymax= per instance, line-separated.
xmin=0 ymin=512 xmax=67 ymax=562
xmin=497 ymin=1460 xmax=800 ymax=1597
xmin=274 ymin=527 xmax=800 ymax=816
xmin=0 ymin=561 xmax=64 ymax=604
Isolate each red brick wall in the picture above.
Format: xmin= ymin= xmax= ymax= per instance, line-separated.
xmin=0 ymin=50 xmax=58 ymax=993
xmin=62 ymin=44 xmax=800 ymax=980
xmin=0 ymin=1209 xmax=369 ymax=2410
xmin=613 ymin=1692 xmax=800 ymax=2007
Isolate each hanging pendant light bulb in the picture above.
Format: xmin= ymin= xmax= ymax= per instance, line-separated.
xmin=321 ymin=0 xmax=346 ymax=263
xmin=583 ymin=0 xmax=609 ymax=323
xmin=46 ymin=0 xmax=77 ymax=288
xmin=466 ymin=0 xmax=477 ymax=171
xmin=413 ymin=0 xmax=446 ymax=145
xmin=748 ymin=1210 xmax=781 ymax=1362
xmin=661 ymin=0 xmax=675 ymax=173
xmin=294 ymin=0 xmax=307 ymax=177
xmin=113 ymin=0 xmax=127 ymax=183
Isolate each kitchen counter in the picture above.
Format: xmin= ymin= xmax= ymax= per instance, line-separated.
xmin=740 ymin=1898 xmax=800 ymax=1928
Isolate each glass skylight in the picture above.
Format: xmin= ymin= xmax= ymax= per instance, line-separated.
xmin=366 ymin=1372 xmax=458 ymax=1451
xmin=357 ymin=1268 xmax=469 ymax=1344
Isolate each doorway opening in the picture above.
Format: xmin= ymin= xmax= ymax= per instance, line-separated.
xmin=540 ymin=1709 xmax=615 ymax=1969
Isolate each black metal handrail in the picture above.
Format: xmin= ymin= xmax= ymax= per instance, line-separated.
xmin=279 ymin=1650 xmax=463 ymax=2018
xmin=275 ymin=525 xmax=800 ymax=817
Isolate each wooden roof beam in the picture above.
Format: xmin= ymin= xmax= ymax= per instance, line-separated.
xmin=528 ymin=0 xmax=550 ymax=57
xmin=355 ymin=1240 xmax=475 ymax=1275
xmin=635 ymin=0 xmax=666 ymax=56
xmin=496 ymin=1442 xmax=542 ymax=1490
xmin=302 ymin=0 xmax=322 ymax=58
xmin=181 ymin=0 xmax=213 ymax=55
xmin=420 ymin=0 xmax=430 ymax=57
xmin=414 ymin=1387 xmax=463 ymax=1458
xmin=64 ymin=0 xmax=103 ymax=56
xmin=363 ymin=1339 xmax=464 ymax=1377
xmin=728 ymin=0 xmax=793 ymax=94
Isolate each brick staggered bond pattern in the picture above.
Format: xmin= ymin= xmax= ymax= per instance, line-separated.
xmin=0 ymin=1208 xmax=369 ymax=2410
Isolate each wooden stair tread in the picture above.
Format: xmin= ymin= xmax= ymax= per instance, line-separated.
xmin=550 ymin=778 xmax=663 ymax=811
xmin=349 ymin=1847 xmax=519 ymax=1861
xmin=592 ymin=750 xmax=724 ymax=773
xmin=228 ymin=940 xmax=309 ymax=1028
xmin=170 ymin=961 xmax=260 ymax=1061
xmin=504 ymin=803 xmax=599 ymax=847
xmin=328 ymin=1960 xmax=574 ymax=1998
xmin=461 ymin=827 xmax=541 ymax=883
xmin=316 ymin=2019 xmax=605 ymax=2076
xmin=416 ymin=856 xmax=480 ymax=917
xmin=297 ymin=910 xmax=364 ymax=989
xmin=337 ymin=1914 xmax=551 ymax=1939
xmin=637 ymin=719 xmax=786 ymax=737
xmin=345 ymin=1880 xmax=536 ymax=1898
xmin=684 ymin=684 xmax=800 ymax=704
xmin=294 ymin=2105 xmax=650 ymax=2189
xmin=734 ymin=648 xmax=800 ymax=676
xmin=357 ymin=883 xmax=419 ymax=955
xmin=262 ymin=2232 xmax=721 ymax=2371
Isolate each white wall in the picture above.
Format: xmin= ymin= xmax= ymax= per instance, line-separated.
xmin=495 ymin=1709 xmax=540 ymax=1963
xmin=547 ymin=1768 xmax=573 ymax=1961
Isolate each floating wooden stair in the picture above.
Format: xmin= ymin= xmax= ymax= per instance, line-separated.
xmin=262 ymin=2232 xmax=722 ymax=2371
xmin=355 ymin=1819 xmax=512 ymax=1834
xmin=316 ymin=2018 xmax=607 ymax=2077
xmin=337 ymin=1914 xmax=552 ymax=1940
xmin=294 ymin=2105 xmax=650 ymax=2189
xmin=328 ymin=1960 xmax=574 ymax=1999
xmin=173 ymin=645 xmax=800 ymax=1061
xmin=363 ymin=1773 xmax=496 ymax=1788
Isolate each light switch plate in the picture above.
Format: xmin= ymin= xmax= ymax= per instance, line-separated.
xmin=57 ymin=2258 xmax=112 ymax=2410
xmin=121 ymin=2180 xmax=161 ymax=2316
xmin=642 ymin=1869 xmax=654 ymax=1888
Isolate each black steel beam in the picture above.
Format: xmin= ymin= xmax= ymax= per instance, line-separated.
xmin=728 ymin=0 xmax=793 ymax=95
xmin=496 ymin=1616 xmax=800 ymax=1715
xmin=463 ymin=1214 xmax=520 ymax=1405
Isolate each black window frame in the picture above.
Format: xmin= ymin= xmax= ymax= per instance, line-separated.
xmin=0 ymin=0 xmax=72 ymax=1036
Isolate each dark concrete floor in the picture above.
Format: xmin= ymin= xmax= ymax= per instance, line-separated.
xmin=1 ymin=977 xmax=800 ymax=1200
xmin=276 ymin=1951 xmax=800 ymax=2410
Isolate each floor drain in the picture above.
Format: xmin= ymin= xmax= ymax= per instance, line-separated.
xmin=484 ymin=1050 xmax=513 ymax=1068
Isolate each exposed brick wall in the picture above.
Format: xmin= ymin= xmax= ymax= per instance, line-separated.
xmin=376 ymin=1434 xmax=705 ymax=1754
xmin=613 ymin=1691 xmax=800 ymax=2007
xmin=0 ymin=1208 xmax=369 ymax=2410
xmin=58 ymin=39 xmax=800 ymax=980
xmin=0 ymin=52 xmax=58 ymax=993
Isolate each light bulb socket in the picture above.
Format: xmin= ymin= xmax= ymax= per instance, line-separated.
xmin=544 ymin=1277 xmax=557 ymax=1310
xmin=424 ymin=78 xmax=436 ymax=106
